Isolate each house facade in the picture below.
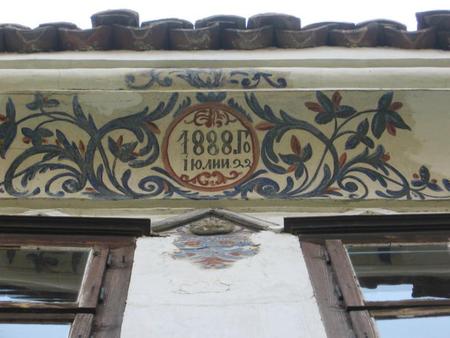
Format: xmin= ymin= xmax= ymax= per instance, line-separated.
xmin=0 ymin=10 xmax=449 ymax=338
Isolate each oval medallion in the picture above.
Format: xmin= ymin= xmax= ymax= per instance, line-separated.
xmin=162 ymin=103 xmax=259 ymax=192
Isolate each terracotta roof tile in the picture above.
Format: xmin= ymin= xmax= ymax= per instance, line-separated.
xmin=329 ymin=24 xmax=379 ymax=47
xmin=384 ymin=26 xmax=437 ymax=49
xmin=438 ymin=31 xmax=450 ymax=49
xmin=59 ymin=26 xmax=113 ymax=51
xmin=4 ymin=26 xmax=58 ymax=52
xmin=276 ymin=25 xmax=328 ymax=48
xmin=416 ymin=10 xmax=450 ymax=29
xmin=113 ymin=24 xmax=168 ymax=50
xmin=170 ymin=23 xmax=220 ymax=50
xmin=0 ymin=9 xmax=448 ymax=52
xmin=142 ymin=18 xmax=193 ymax=29
xmin=302 ymin=22 xmax=355 ymax=30
xmin=247 ymin=13 xmax=301 ymax=30
xmin=223 ymin=26 xmax=274 ymax=50
xmin=91 ymin=9 xmax=139 ymax=28
xmin=195 ymin=15 xmax=246 ymax=29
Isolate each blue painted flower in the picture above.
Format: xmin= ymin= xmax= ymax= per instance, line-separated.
xmin=108 ymin=135 xmax=139 ymax=163
xmin=279 ymin=135 xmax=312 ymax=178
xmin=305 ymin=91 xmax=357 ymax=124
xmin=412 ymin=166 xmax=443 ymax=192
xmin=26 ymin=93 xmax=59 ymax=111
xmin=345 ymin=118 xmax=375 ymax=150
xmin=371 ymin=91 xmax=410 ymax=139
xmin=21 ymin=127 xmax=53 ymax=146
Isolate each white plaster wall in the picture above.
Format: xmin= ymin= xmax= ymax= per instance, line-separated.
xmin=121 ymin=231 xmax=327 ymax=338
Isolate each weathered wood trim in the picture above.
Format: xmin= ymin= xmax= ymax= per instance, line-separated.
xmin=349 ymin=311 xmax=378 ymax=338
xmin=285 ymin=213 xmax=450 ymax=235
xmin=0 ymin=313 xmax=75 ymax=322
xmin=78 ymin=247 xmax=109 ymax=309
xmin=362 ymin=300 xmax=450 ymax=310
xmin=0 ymin=215 xmax=150 ymax=236
xmin=0 ymin=234 xmax=136 ymax=248
xmin=0 ymin=302 xmax=90 ymax=313
xmin=70 ymin=314 xmax=94 ymax=338
xmin=371 ymin=307 xmax=450 ymax=319
xmin=301 ymin=241 xmax=356 ymax=338
xmin=0 ymin=236 xmax=136 ymax=337
xmin=325 ymin=240 xmax=365 ymax=308
xmin=92 ymin=243 xmax=135 ymax=338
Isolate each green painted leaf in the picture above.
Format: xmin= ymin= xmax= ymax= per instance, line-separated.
xmin=371 ymin=112 xmax=386 ymax=139
xmin=387 ymin=111 xmax=411 ymax=130
xmin=72 ymin=96 xmax=87 ymax=122
xmin=361 ymin=136 xmax=375 ymax=149
xmin=335 ymin=105 xmax=356 ymax=118
xmin=55 ymin=130 xmax=71 ymax=149
xmin=294 ymin=165 xmax=305 ymax=179
xmin=6 ymin=98 xmax=16 ymax=121
xmin=377 ymin=91 xmax=393 ymax=111
xmin=315 ymin=112 xmax=334 ymax=125
xmin=22 ymin=127 xmax=33 ymax=137
xmin=108 ymin=136 xmax=119 ymax=157
xmin=357 ymin=119 xmax=369 ymax=135
xmin=443 ymin=179 xmax=450 ymax=191
xmin=36 ymin=128 xmax=53 ymax=137
xmin=345 ymin=135 xmax=360 ymax=149
xmin=419 ymin=166 xmax=430 ymax=183
xmin=302 ymin=144 xmax=313 ymax=162
xmin=279 ymin=154 xmax=298 ymax=165
xmin=316 ymin=91 xmax=333 ymax=113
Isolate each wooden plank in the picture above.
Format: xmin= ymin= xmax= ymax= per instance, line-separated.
xmin=326 ymin=240 xmax=365 ymax=308
xmin=285 ymin=213 xmax=450 ymax=235
xmin=70 ymin=313 xmax=93 ymax=338
xmin=0 ymin=234 xmax=134 ymax=248
xmin=91 ymin=243 xmax=135 ymax=338
xmin=301 ymin=241 xmax=356 ymax=338
xmin=299 ymin=232 xmax=450 ymax=243
xmin=78 ymin=247 xmax=108 ymax=308
xmin=0 ymin=215 xmax=150 ymax=236
xmin=364 ymin=299 xmax=450 ymax=310
xmin=372 ymin=306 xmax=450 ymax=319
xmin=350 ymin=311 xmax=378 ymax=338
xmin=0 ymin=313 xmax=75 ymax=322
xmin=0 ymin=302 xmax=88 ymax=313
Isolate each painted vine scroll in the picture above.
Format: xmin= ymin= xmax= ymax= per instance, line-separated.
xmin=0 ymin=69 xmax=449 ymax=200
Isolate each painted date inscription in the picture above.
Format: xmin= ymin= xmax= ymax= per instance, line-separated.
xmin=162 ymin=103 xmax=259 ymax=191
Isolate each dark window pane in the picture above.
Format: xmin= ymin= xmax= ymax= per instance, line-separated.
xmin=0 ymin=248 xmax=89 ymax=303
xmin=0 ymin=323 xmax=70 ymax=338
xmin=376 ymin=316 xmax=450 ymax=338
xmin=346 ymin=244 xmax=450 ymax=301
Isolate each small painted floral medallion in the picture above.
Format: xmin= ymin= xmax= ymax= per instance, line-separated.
xmin=162 ymin=103 xmax=259 ymax=192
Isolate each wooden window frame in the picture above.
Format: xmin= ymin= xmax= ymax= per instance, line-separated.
xmin=285 ymin=213 xmax=450 ymax=338
xmin=0 ymin=215 xmax=150 ymax=338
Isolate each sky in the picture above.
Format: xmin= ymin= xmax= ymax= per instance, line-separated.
xmin=0 ymin=0 xmax=448 ymax=30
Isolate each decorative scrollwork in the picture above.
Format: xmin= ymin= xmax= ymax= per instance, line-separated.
xmin=231 ymin=91 xmax=450 ymax=200
xmin=125 ymin=69 xmax=288 ymax=90
xmin=0 ymin=93 xmax=181 ymax=198
xmin=184 ymin=108 xmax=237 ymax=128
xmin=0 ymin=90 xmax=449 ymax=201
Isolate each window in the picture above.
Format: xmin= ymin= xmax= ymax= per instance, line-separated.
xmin=0 ymin=215 xmax=150 ymax=338
xmin=285 ymin=213 xmax=450 ymax=338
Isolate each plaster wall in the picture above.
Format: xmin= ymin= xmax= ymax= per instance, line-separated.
xmin=122 ymin=229 xmax=326 ymax=338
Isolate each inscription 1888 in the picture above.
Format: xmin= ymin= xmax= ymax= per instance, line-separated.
xmin=162 ymin=103 xmax=259 ymax=191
